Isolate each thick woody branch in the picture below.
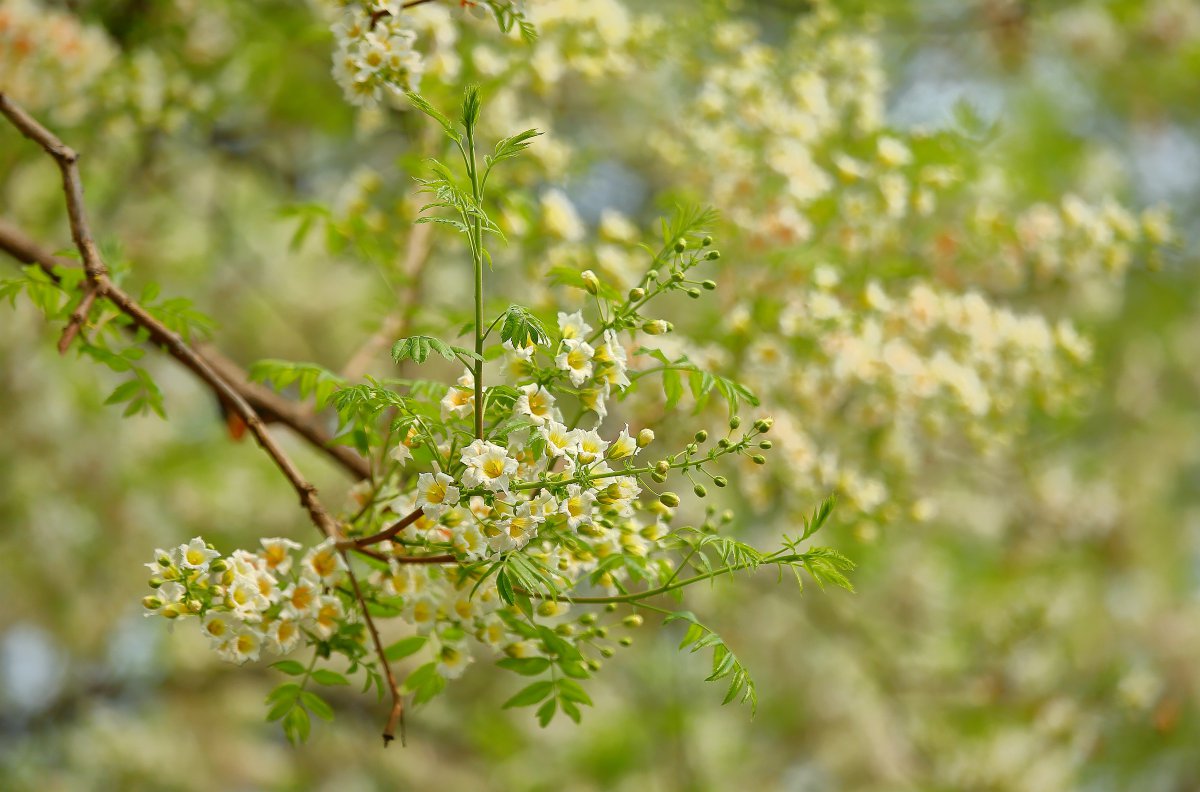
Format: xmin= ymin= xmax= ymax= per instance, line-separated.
xmin=0 ymin=217 xmax=370 ymax=480
xmin=0 ymin=93 xmax=342 ymax=541
xmin=339 ymin=506 xmax=426 ymax=550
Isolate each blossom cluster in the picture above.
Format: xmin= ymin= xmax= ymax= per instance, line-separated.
xmin=143 ymin=537 xmax=349 ymax=665
xmin=327 ymin=3 xmax=426 ymax=106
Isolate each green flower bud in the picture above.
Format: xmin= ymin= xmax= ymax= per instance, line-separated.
xmin=660 ymin=492 xmax=681 ymax=507
xmin=671 ymin=270 xmax=685 ymax=283
xmin=687 ymin=288 xmax=701 ymax=299
xmin=157 ymin=556 xmax=172 ymax=568
xmin=642 ymin=319 xmax=670 ymax=335
xmin=754 ymin=418 xmax=774 ymax=433
xmin=718 ymin=438 xmax=731 ymax=449
xmin=209 ymin=559 xmax=227 ymax=574
xmin=595 ymin=627 xmax=609 ymax=638
xmin=706 ymin=250 xmax=721 ymax=260
xmin=650 ymin=470 xmax=667 ymax=483
xmin=160 ymin=604 xmax=182 ymax=620
xmin=693 ymin=484 xmax=707 ymax=498
xmin=701 ymin=279 xmax=717 ymax=290
xmin=587 ymin=659 xmax=602 ymax=672
xmin=142 ymin=596 xmax=163 ymax=610
xmin=579 ymin=612 xmax=597 ymax=625
xmin=701 ymin=235 xmax=713 ymax=247
xmin=694 ymin=430 xmax=708 ymax=443
xmin=674 ymin=239 xmax=687 ymax=252
xmin=729 ymin=416 xmax=742 ymax=429
xmin=148 ymin=577 xmax=164 ymax=589
xmin=655 ymin=460 xmax=670 ymax=476
xmin=622 ymin=614 xmax=644 ymax=628
xmin=555 ymin=624 xmax=575 ymax=637
xmin=605 ymin=603 xmax=618 ymax=613
xmin=629 ymin=287 xmax=645 ymax=301
xmin=600 ymin=647 xmax=615 ymax=658
xmin=714 ymin=476 xmax=728 ymax=488
xmin=752 ymin=454 xmax=767 ymax=465
xmin=721 ymin=510 xmax=734 ymax=523
xmin=619 ymin=637 xmax=634 ymax=647
xmin=580 ymin=269 xmax=600 ymax=295
xmin=637 ymin=428 xmax=655 ymax=447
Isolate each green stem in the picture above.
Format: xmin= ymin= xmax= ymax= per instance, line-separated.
xmin=519 ymin=553 xmax=804 ymax=604
xmin=464 ymin=125 xmax=485 ymax=441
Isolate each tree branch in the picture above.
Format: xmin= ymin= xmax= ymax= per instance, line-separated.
xmin=0 ymin=92 xmax=343 ymax=540
xmin=0 ymin=217 xmax=371 ymax=480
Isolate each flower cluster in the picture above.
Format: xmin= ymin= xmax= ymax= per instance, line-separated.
xmin=143 ymin=537 xmax=349 ymax=665
xmin=327 ymin=2 xmax=425 ymax=106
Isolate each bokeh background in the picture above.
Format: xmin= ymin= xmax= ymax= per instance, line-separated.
xmin=3 ymin=1 xmax=1200 ymax=789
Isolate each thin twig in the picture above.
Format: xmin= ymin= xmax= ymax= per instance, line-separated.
xmin=341 ymin=222 xmax=433 ymax=381
xmin=339 ymin=506 xmax=426 ymax=549
xmin=0 ymin=218 xmax=371 ymax=480
xmin=56 ymin=284 xmax=98 ymax=353
xmin=341 ymin=550 xmax=406 ymax=746
xmin=0 ymin=92 xmax=341 ymax=541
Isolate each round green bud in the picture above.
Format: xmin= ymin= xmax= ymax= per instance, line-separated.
xmin=752 ymin=454 xmax=767 ymax=465
xmin=647 ymin=269 xmax=660 ymax=281
xmin=595 ymin=626 xmax=609 ymax=638
xmin=142 ymin=596 xmax=163 ymax=610
xmin=694 ymin=430 xmax=708 ymax=443
xmin=629 ymin=287 xmax=646 ymax=301
xmin=147 ymin=577 xmax=164 ymax=589
xmin=655 ymin=460 xmax=670 ymax=476
xmin=721 ymin=510 xmax=734 ymax=523
xmin=660 ymin=492 xmax=681 ymax=508
xmin=754 ymin=418 xmax=774 ymax=433
xmin=605 ymin=603 xmax=619 ymax=613
xmin=600 ymin=647 xmax=615 ymax=658
xmin=701 ymin=235 xmax=713 ymax=247
xmin=622 ymin=614 xmax=644 ymax=628
xmin=619 ymin=637 xmax=634 ymax=647
xmin=686 ymin=443 xmax=698 ymax=455
xmin=157 ymin=556 xmax=172 ymax=568
xmin=637 ymin=428 xmax=655 ymax=447
xmin=209 ymin=559 xmax=227 ymax=574
xmin=694 ymin=484 xmax=707 ymax=498
xmin=759 ymin=440 xmax=773 ymax=449
xmin=706 ymin=250 xmax=721 ymax=260
xmin=556 ymin=624 xmax=575 ymax=637
xmin=714 ymin=476 xmax=728 ymax=488
xmin=650 ymin=470 xmax=667 ymax=483
xmin=687 ymin=288 xmax=701 ymax=299
xmin=729 ymin=416 xmax=742 ymax=429
xmin=702 ymin=280 xmax=717 ymax=290
xmin=674 ymin=239 xmax=687 ymax=252
xmin=642 ymin=319 xmax=670 ymax=335
xmin=671 ymin=270 xmax=685 ymax=283
xmin=160 ymin=604 xmax=182 ymax=620
xmin=579 ymin=612 xmax=597 ymax=625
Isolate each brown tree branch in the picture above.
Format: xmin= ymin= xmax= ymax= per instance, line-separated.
xmin=0 ymin=92 xmax=341 ymax=542
xmin=56 ymin=283 xmax=99 ymax=353
xmin=0 ymin=217 xmax=371 ymax=480
xmin=339 ymin=506 xmax=427 ymax=550
xmin=341 ymin=222 xmax=433 ymax=381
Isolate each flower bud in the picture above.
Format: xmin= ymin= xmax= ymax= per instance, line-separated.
xmin=655 ymin=460 xmax=670 ymax=476
xmin=754 ymin=418 xmax=774 ymax=433
xmin=579 ymin=612 xmax=597 ymax=625
xmin=660 ymin=492 xmax=680 ymax=507
xmin=580 ymin=269 xmax=600 ymax=295
xmin=714 ymin=476 xmax=728 ymax=488
xmin=595 ymin=627 xmax=609 ymax=638
xmin=619 ymin=636 xmax=634 ymax=647
xmin=622 ymin=614 xmax=644 ymax=628
xmin=142 ymin=596 xmax=163 ymax=610
xmin=157 ymin=556 xmax=172 ymax=568
xmin=587 ymin=659 xmax=602 ymax=672
xmin=701 ymin=280 xmax=717 ymax=290
xmin=706 ymin=250 xmax=721 ymax=260
xmin=160 ymin=604 xmax=182 ymax=619
xmin=187 ymin=599 xmax=203 ymax=613
xmin=629 ymin=287 xmax=645 ymax=301
xmin=721 ymin=510 xmax=734 ymax=523
xmin=759 ymin=440 xmax=773 ymax=449
xmin=687 ymin=288 xmax=701 ymax=299
xmin=752 ymin=454 xmax=767 ymax=465
xmin=600 ymin=647 xmax=615 ymax=658
xmin=642 ymin=320 xmax=670 ymax=335
xmin=694 ymin=430 xmax=708 ymax=443
xmin=674 ymin=238 xmax=686 ymax=252
xmin=605 ymin=603 xmax=619 ymax=613
xmin=650 ymin=470 xmax=667 ymax=483
xmin=701 ymin=235 xmax=713 ymax=247
xmin=718 ymin=438 xmax=731 ymax=449
xmin=148 ymin=577 xmax=164 ymax=589
xmin=209 ymin=559 xmax=227 ymax=574
xmin=637 ymin=428 xmax=655 ymax=447
xmin=670 ymin=270 xmax=685 ymax=283
xmin=693 ymin=484 xmax=707 ymax=498
xmin=729 ymin=416 xmax=742 ymax=430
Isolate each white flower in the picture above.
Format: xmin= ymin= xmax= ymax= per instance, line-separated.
xmin=607 ymin=425 xmax=638 ymax=460
xmin=217 ymin=628 xmax=263 ymax=665
xmin=389 ymin=442 xmax=414 ymax=466
xmin=201 ymin=612 xmax=235 ymax=646
xmin=434 ymin=637 xmax=474 ymax=680
xmin=416 ymin=472 xmax=461 ymax=518
xmin=178 ymin=537 xmax=219 ymax=571
xmin=491 ymin=501 xmax=542 ymax=552
xmin=540 ymin=420 xmax=578 ymax=458
xmin=556 ymin=338 xmax=595 ymax=386
xmin=281 ymin=579 xmax=320 ymax=619
xmin=311 ymin=595 xmax=345 ymax=640
xmin=514 ymin=384 xmax=558 ymax=425
xmin=227 ymin=575 xmax=270 ymax=622
xmin=461 ymin=440 xmax=518 ymax=493
xmin=259 ymin=537 xmax=301 ymax=576
xmin=267 ymin=617 xmax=303 ymax=655
xmin=441 ymin=369 xmax=476 ymax=419
xmin=573 ymin=429 xmax=608 ymax=464
xmin=559 ymin=485 xmax=596 ymax=530
xmin=451 ymin=523 xmax=488 ymax=560
xmin=301 ymin=540 xmax=346 ymax=584
xmin=557 ymin=310 xmax=592 ymax=340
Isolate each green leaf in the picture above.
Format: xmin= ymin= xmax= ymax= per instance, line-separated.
xmin=271 ymin=660 xmax=307 ymax=676
xmin=311 ymin=669 xmax=350 ymax=687
xmin=663 ymin=611 xmax=758 ymax=713
xmin=502 ymin=680 xmax=555 ymax=709
xmin=299 ymin=690 xmax=335 ymax=721
xmin=535 ymin=697 xmax=557 ymax=727
xmin=556 ymin=678 xmax=593 ymax=706
xmin=385 ymin=635 xmax=429 ymax=662
xmin=282 ymin=705 xmax=311 ymax=744
xmin=662 ymin=368 xmax=683 ymax=410
xmin=486 ymin=128 xmax=542 ymax=170
xmin=496 ymin=657 xmax=552 ymax=676
xmin=406 ymin=92 xmax=459 ymax=140
xmin=460 ymin=85 xmax=481 ymax=133
xmin=392 ymin=335 xmax=463 ymax=365
xmin=498 ymin=305 xmax=550 ymax=348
